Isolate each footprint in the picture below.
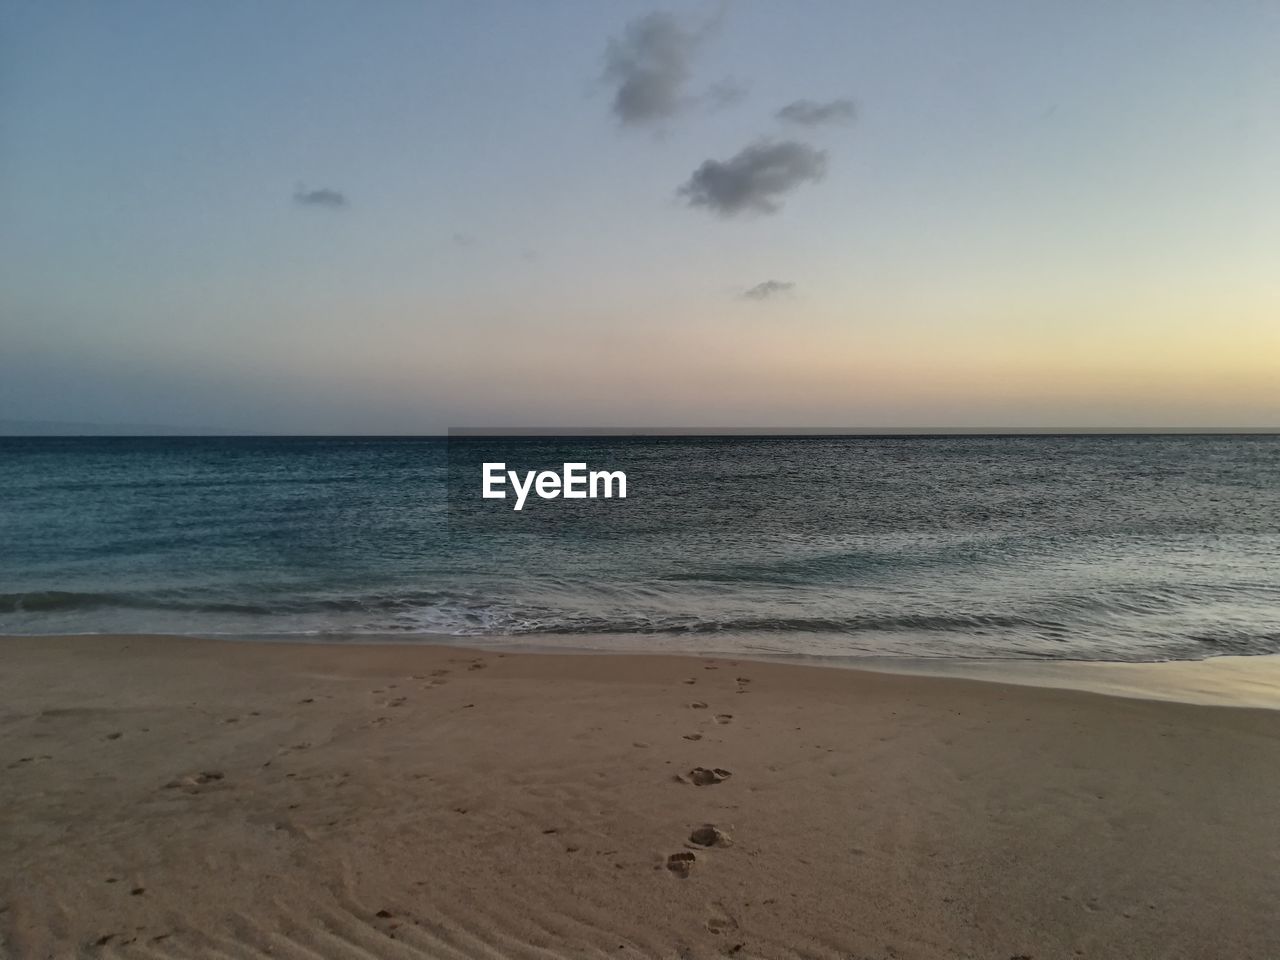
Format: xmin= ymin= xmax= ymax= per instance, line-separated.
xmin=705 ymin=907 xmax=739 ymax=935
xmin=666 ymin=852 xmax=696 ymax=878
xmin=683 ymin=767 xmax=732 ymax=786
xmin=689 ymin=824 xmax=732 ymax=847
xmin=689 ymin=701 xmax=708 ymax=710
xmin=682 ymin=733 xmax=703 ymax=741
xmin=701 ymin=901 xmax=742 ymax=942
xmin=682 ymin=678 xmax=697 ymax=685
xmin=714 ymin=714 xmax=733 ymax=724
xmin=164 ymin=770 xmax=225 ymax=790
xmin=8 ymin=754 xmax=53 ymax=769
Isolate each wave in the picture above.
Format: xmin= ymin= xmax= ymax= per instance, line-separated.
xmin=0 ymin=588 xmax=472 ymax=617
xmin=4 ymin=587 xmax=1278 ymax=661
xmin=0 ymin=590 xmax=139 ymax=613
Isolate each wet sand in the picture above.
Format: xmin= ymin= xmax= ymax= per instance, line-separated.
xmin=838 ymin=651 xmax=1280 ymax=709
xmin=3 ymin=634 xmax=1279 ymax=959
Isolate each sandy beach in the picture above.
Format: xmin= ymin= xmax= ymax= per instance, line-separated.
xmin=3 ymin=636 xmax=1280 ymax=960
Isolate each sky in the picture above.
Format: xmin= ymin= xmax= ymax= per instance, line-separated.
xmin=2 ymin=0 xmax=1278 ymax=432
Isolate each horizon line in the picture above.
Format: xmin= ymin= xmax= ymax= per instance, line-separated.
xmin=5 ymin=427 xmax=1280 ymax=439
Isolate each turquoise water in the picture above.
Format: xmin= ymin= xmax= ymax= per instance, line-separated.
xmin=1 ymin=435 xmax=1278 ymax=661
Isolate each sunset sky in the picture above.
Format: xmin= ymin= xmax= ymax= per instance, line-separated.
xmin=3 ymin=0 xmax=1278 ymax=432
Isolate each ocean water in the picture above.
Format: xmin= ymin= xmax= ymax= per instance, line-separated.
xmin=1 ymin=435 xmax=1278 ymax=662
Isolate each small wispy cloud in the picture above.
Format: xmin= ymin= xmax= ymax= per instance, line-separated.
xmin=679 ymin=140 xmax=826 ymax=217
xmin=293 ymin=186 xmax=347 ymax=209
xmin=704 ymin=78 xmax=748 ymax=111
xmin=742 ymin=280 xmax=795 ymax=301
xmin=452 ymin=232 xmax=476 ymax=247
xmin=603 ymin=11 xmax=705 ymax=126
xmin=776 ymin=98 xmax=857 ymax=127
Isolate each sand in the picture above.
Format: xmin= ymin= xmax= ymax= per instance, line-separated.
xmin=2 ymin=635 xmax=1279 ymax=959
xmin=835 ymin=652 xmax=1280 ymax=710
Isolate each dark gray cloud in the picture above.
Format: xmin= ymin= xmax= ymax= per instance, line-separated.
xmin=776 ymin=98 xmax=857 ymax=126
xmin=603 ymin=11 xmax=702 ymax=126
xmin=742 ymin=280 xmax=795 ymax=301
xmin=679 ymin=140 xmax=827 ymax=216
xmin=293 ymin=186 xmax=347 ymax=209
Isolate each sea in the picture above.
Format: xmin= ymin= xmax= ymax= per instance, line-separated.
xmin=1 ymin=435 xmax=1278 ymax=663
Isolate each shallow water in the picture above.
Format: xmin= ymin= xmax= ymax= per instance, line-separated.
xmin=2 ymin=435 xmax=1278 ymax=662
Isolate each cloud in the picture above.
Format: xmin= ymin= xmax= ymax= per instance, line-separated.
xmin=704 ymin=78 xmax=748 ymax=111
xmin=452 ymin=232 xmax=476 ymax=247
xmin=742 ymin=280 xmax=795 ymax=301
xmin=603 ymin=11 xmax=703 ymax=126
xmin=293 ymin=186 xmax=347 ymax=209
xmin=679 ymin=140 xmax=826 ymax=216
xmin=776 ymin=98 xmax=857 ymax=126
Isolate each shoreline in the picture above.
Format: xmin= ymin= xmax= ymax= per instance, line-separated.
xmin=3 ymin=633 xmax=1280 ymax=957
xmin=7 ymin=631 xmax=1280 ymax=710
